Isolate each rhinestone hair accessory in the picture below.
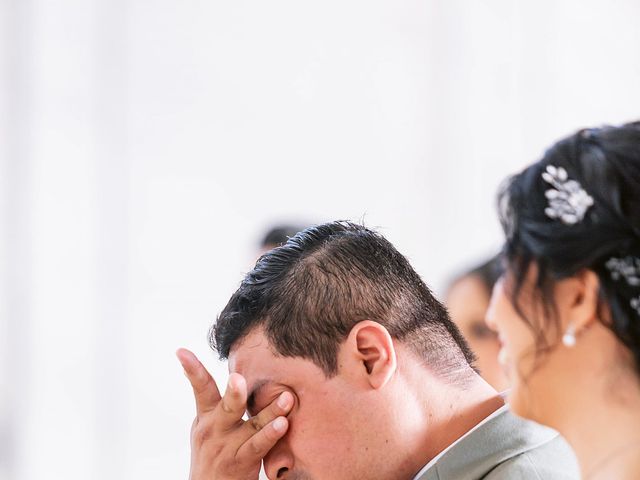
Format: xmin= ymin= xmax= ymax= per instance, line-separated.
xmin=632 ymin=296 xmax=640 ymax=316
xmin=606 ymin=256 xmax=640 ymax=287
xmin=542 ymin=165 xmax=594 ymax=225
xmin=606 ymin=256 xmax=640 ymax=316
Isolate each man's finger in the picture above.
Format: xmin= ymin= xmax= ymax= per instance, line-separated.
xmin=214 ymin=373 xmax=248 ymax=431
xmin=244 ymin=391 xmax=294 ymax=435
xmin=176 ymin=348 xmax=222 ymax=414
xmin=237 ymin=417 xmax=289 ymax=462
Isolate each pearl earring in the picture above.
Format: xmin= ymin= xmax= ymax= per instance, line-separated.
xmin=562 ymin=323 xmax=577 ymax=347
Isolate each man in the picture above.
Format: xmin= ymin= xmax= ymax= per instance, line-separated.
xmin=177 ymin=221 xmax=578 ymax=479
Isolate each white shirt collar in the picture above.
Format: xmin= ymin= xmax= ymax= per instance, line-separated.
xmin=411 ymin=404 xmax=509 ymax=480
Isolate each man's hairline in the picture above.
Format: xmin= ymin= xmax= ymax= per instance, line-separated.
xmin=225 ymin=319 xmax=442 ymax=378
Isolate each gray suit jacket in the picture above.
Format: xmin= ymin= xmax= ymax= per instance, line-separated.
xmin=416 ymin=409 xmax=579 ymax=480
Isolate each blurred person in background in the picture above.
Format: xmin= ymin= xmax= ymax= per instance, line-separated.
xmin=259 ymin=224 xmax=307 ymax=256
xmin=487 ymin=121 xmax=640 ymax=479
xmin=178 ymin=221 xmax=578 ymax=480
xmin=446 ymin=256 xmax=509 ymax=392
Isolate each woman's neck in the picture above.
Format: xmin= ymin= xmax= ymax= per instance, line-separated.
xmin=550 ymin=367 xmax=640 ymax=479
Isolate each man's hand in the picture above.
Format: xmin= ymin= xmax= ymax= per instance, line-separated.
xmin=177 ymin=348 xmax=293 ymax=480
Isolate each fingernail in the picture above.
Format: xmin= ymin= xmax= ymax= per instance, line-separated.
xmin=273 ymin=417 xmax=287 ymax=432
xmin=176 ymin=350 xmax=190 ymax=372
xmin=277 ymin=392 xmax=292 ymax=409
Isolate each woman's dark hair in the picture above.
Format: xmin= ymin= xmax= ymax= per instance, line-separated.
xmin=498 ymin=121 xmax=640 ymax=371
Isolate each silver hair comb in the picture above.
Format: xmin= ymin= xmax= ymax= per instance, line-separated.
xmin=606 ymin=256 xmax=640 ymax=317
xmin=542 ymin=165 xmax=594 ymax=225
xmin=606 ymin=256 xmax=640 ymax=287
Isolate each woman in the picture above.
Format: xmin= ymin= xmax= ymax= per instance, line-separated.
xmin=446 ymin=256 xmax=510 ymax=391
xmin=486 ymin=121 xmax=640 ymax=479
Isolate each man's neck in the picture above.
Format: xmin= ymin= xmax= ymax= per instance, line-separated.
xmin=396 ymin=356 xmax=504 ymax=478
xmin=420 ymin=378 xmax=504 ymax=462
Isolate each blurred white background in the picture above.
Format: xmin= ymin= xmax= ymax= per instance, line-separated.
xmin=1 ymin=1 xmax=639 ymax=479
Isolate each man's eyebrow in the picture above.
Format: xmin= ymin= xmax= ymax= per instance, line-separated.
xmin=246 ymin=379 xmax=273 ymax=412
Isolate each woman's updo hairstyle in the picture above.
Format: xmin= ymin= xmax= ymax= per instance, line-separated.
xmin=498 ymin=121 xmax=640 ymax=370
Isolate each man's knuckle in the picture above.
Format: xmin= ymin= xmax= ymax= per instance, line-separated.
xmin=220 ymin=399 xmax=234 ymax=414
xmin=193 ymin=378 xmax=209 ymax=396
xmin=265 ymin=426 xmax=280 ymax=443
xmin=191 ymin=424 xmax=212 ymax=446
xmin=248 ymin=417 xmax=263 ymax=432
xmin=248 ymin=439 xmax=263 ymax=456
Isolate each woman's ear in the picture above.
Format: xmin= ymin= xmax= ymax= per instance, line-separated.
xmin=555 ymin=269 xmax=600 ymax=335
xmin=345 ymin=320 xmax=397 ymax=389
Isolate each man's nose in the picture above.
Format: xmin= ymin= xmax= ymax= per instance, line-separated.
xmin=264 ymin=445 xmax=294 ymax=479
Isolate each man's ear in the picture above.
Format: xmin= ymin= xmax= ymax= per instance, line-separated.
xmin=345 ymin=320 xmax=397 ymax=389
xmin=555 ymin=269 xmax=600 ymax=334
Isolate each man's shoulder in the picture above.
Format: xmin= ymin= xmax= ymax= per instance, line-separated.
xmin=414 ymin=407 xmax=580 ymax=480
xmin=483 ymin=434 xmax=579 ymax=480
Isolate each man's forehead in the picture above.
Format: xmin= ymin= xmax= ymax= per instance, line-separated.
xmin=227 ymin=327 xmax=274 ymax=375
xmin=227 ymin=327 xmax=327 ymax=391
xmin=227 ymin=329 xmax=284 ymax=404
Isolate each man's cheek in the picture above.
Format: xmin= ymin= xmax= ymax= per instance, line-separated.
xmin=288 ymin=419 xmax=353 ymax=478
xmin=288 ymin=407 xmax=343 ymax=451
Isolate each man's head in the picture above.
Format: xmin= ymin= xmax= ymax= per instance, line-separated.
xmin=212 ymin=221 xmax=477 ymax=479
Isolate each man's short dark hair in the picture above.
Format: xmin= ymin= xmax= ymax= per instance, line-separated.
xmin=212 ymin=221 xmax=476 ymax=378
